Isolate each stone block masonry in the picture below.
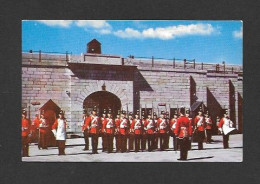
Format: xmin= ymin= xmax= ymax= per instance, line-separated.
xmin=22 ymin=52 xmax=243 ymax=133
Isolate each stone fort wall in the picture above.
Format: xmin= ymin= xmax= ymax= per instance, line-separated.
xmin=22 ymin=52 xmax=243 ymax=133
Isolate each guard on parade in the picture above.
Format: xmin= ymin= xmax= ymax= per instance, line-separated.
xmin=101 ymin=110 xmax=108 ymax=152
xmin=174 ymin=108 xmax=192 ymax=161
xmin=153 ymin=113 xmax=159 ymax=149
xmin=185 ymin=109 xmax=192 ymax=150
xmin=115 ymin=111 xmax=121 ymax=152
xmin=31 ymin=114 xmax=40 ymax=143
xmin=84 ymin=107 xmax=100 ymax=154
xmin=165 ymin=111 xmax=170 ymax=149
xmin=194 ymin=108 xmax=206 ymax=150
xmin=81 ymin=110 xmax=89 ymax=151
xmin=157 ymin=111 xmax=167 ymax=151
xmin=21 ymin=109 xmax=30 ymax=157
xmin=39 ymin=110 xmax=48 ymax=149
xmin=141 ymin=110 xmax=147 ymax=151
xmin=119 ymin=110 xmax=129 ymax=153
xmin=103 ymin=109 xmax=115 ymax=153
xmin=144 ymin=110 xmax=155 ymax=152
xmin=205 ymin=111 xmax=213 ymax=143
xmin=169 ymin=110 xmax=178 ymax=151
xmin=52 ymin=110 xmax=67 ymax=155
xmin=131 ymin=110 xmax=142 ymax=152
xmin=218 ymin=110 xmax=236 ymax=149
xmin=127 ymin=112 xmax=134 ymax=152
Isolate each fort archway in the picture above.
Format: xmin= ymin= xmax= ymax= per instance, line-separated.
xmin=83 ymin=91 xmax=121 ymax=117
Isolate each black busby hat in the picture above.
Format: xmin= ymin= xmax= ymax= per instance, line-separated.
xmin=148 ymin=110 xmax=152 ymax=116
xmin=161 ymin=111 xmax=165 ymax=115
xmin=108 ymin=109 xmax=112 ymax=114
xmin=103 ymin=109 xmax=107 ymax=114
xmin=141 ymin=110 xmax=145 ymax=115
xmin=121 ymin=110 xmax=126 ymax=115
xmin=129 ymin=112 xmax=133 ymax=116
xmin=153 ymin=112 xmax=157 ymax=117
xmin=93 ymin=106 xmax=97 ymax=112
xmin=22 ymin=109 xmax=27 ymax=115
xmin=224 ymin=109 xmax=229 ymax=116
xmin=185 ymin=109 xmax=190 ymax=114
xmin=180 ymin=108 xmax=185 ymax=115
xmin=117 ymin=110 xmax=121 ymax=115
xmin=136 ymin=110 xmax=140 ymax=115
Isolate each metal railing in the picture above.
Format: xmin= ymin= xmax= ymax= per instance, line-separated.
xmin=22 ymin=50 xmax=242 ymax=74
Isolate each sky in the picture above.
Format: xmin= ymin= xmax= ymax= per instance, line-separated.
xmin=22 ymin=20 xmax=243 ymax=65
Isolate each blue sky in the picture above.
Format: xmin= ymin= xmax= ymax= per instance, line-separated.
xmin=22 ymin=20 xmax=243 ymax=65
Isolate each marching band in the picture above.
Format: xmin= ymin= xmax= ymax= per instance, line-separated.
xmin=21 ymin=106 xmax=237 ymax=160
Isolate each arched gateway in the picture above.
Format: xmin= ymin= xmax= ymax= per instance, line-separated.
xmin=83 ymin=91 xmax=121 ymax=117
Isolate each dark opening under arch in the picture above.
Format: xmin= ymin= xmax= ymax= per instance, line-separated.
xmin=83 ymin=91 xmax=121 ymax=117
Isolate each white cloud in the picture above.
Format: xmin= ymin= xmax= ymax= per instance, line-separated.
xmin=233 ymin=27 xmax=243 ymax=39
xmin=34 ymin=20 xmax=112 ymax=31
xmin=114 ymin=23 xmax=217 ymax=40
xmin=98 ymin=29 xmax=112 ymax=34
xmin=114 ymin=28 xmax=142 ymax=38
xmin=35 ymin=20 xmax=73 ymax=27
xmin=75 ymin=20 xmax=111 ymax=29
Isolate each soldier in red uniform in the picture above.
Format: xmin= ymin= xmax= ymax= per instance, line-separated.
xmin=194 ymin=109 xmax=206 ymax=150
xmin=169 ymin=111 xmax=178 ymax=151
xmin=141 ymin=110 xmax=147 ymax=151
xmin=81 ymin=110 xmax=89 ymax=151
xmin=185 ymin=109 xmax=192 ymax=150
xmin=205 ymin=111 xmax=213 ymax=143
xmin=52 ymin=110 xmax=67 ymax=155
xmin=115 ymin=111 xmax=121 ymax=153
xmin=157 ymin=111 xmax=167 ymax=151
xmin=218 ymin=110 xmax=236 ymax=149
xmin=31 ymin=114 xmax=40 ymax=143
xmin=83 ymin=107 xmax=100 ymax=154
xmin=39 ymin=111 xmax=48 ymax=149
xmin=164 ymin=111 xmax=170 ymax=149
xmin=119 ymin=111 xmax=128 ymax=153
xmin=174 ymin=108 xmax=192 ymax=160
xmin=101 ymin=110 xmax=108 ymax=152
xmin=131 ymin=110 xmax=142 ymax=152
xmin=21 ymin=109 xmax=30 ymax=157
xmin=153 ymin=113 xmax=159 ymax=149
xmin=127 ymin=112 xmax=134 ymax=152
xmin=103 ymin=109 xmax=115 ymax=153
xmin=144 ymin=110 xmax=155 ymax=152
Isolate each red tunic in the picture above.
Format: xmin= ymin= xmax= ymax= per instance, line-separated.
xmin=39 ymin=118 xmax=48 ymax=133
xmin=119 ymin=118 xmax=128 ymax=135
xmin=131 ymin=119 xmax=142 ymax=135
xmin=169 ymin=118 xmax=177 ymax=133
xmin=103 ymin=118 xmax=115 ymax=134
xmin=205 ymin=117 xmax=212 ymax=129
xmin=115 ymin=118 xmax=121 ymax=134
xmin=174 ymin=116 xmax=192 ymax=138
xmin=101 ymin=117 xmax=106 ymax=133
xmin=144 ymin=119 xmax=155 ymax=134
xmin=218 ymin=118 xmax=225 ymax=128
xmin=31 ymin=118 xmax=40 ymax=131
xmin=84 ymin=115 xmax=100 ymax=134
xmin=157 ymin=118 xmax=167 ymax=134
xmin=81 ymin=117 xmax=87 ymax=131
xmin=21 ymin=118 xmax=30 ymax=137
xmin=194 ymin=115 xmax=205 ymax=131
